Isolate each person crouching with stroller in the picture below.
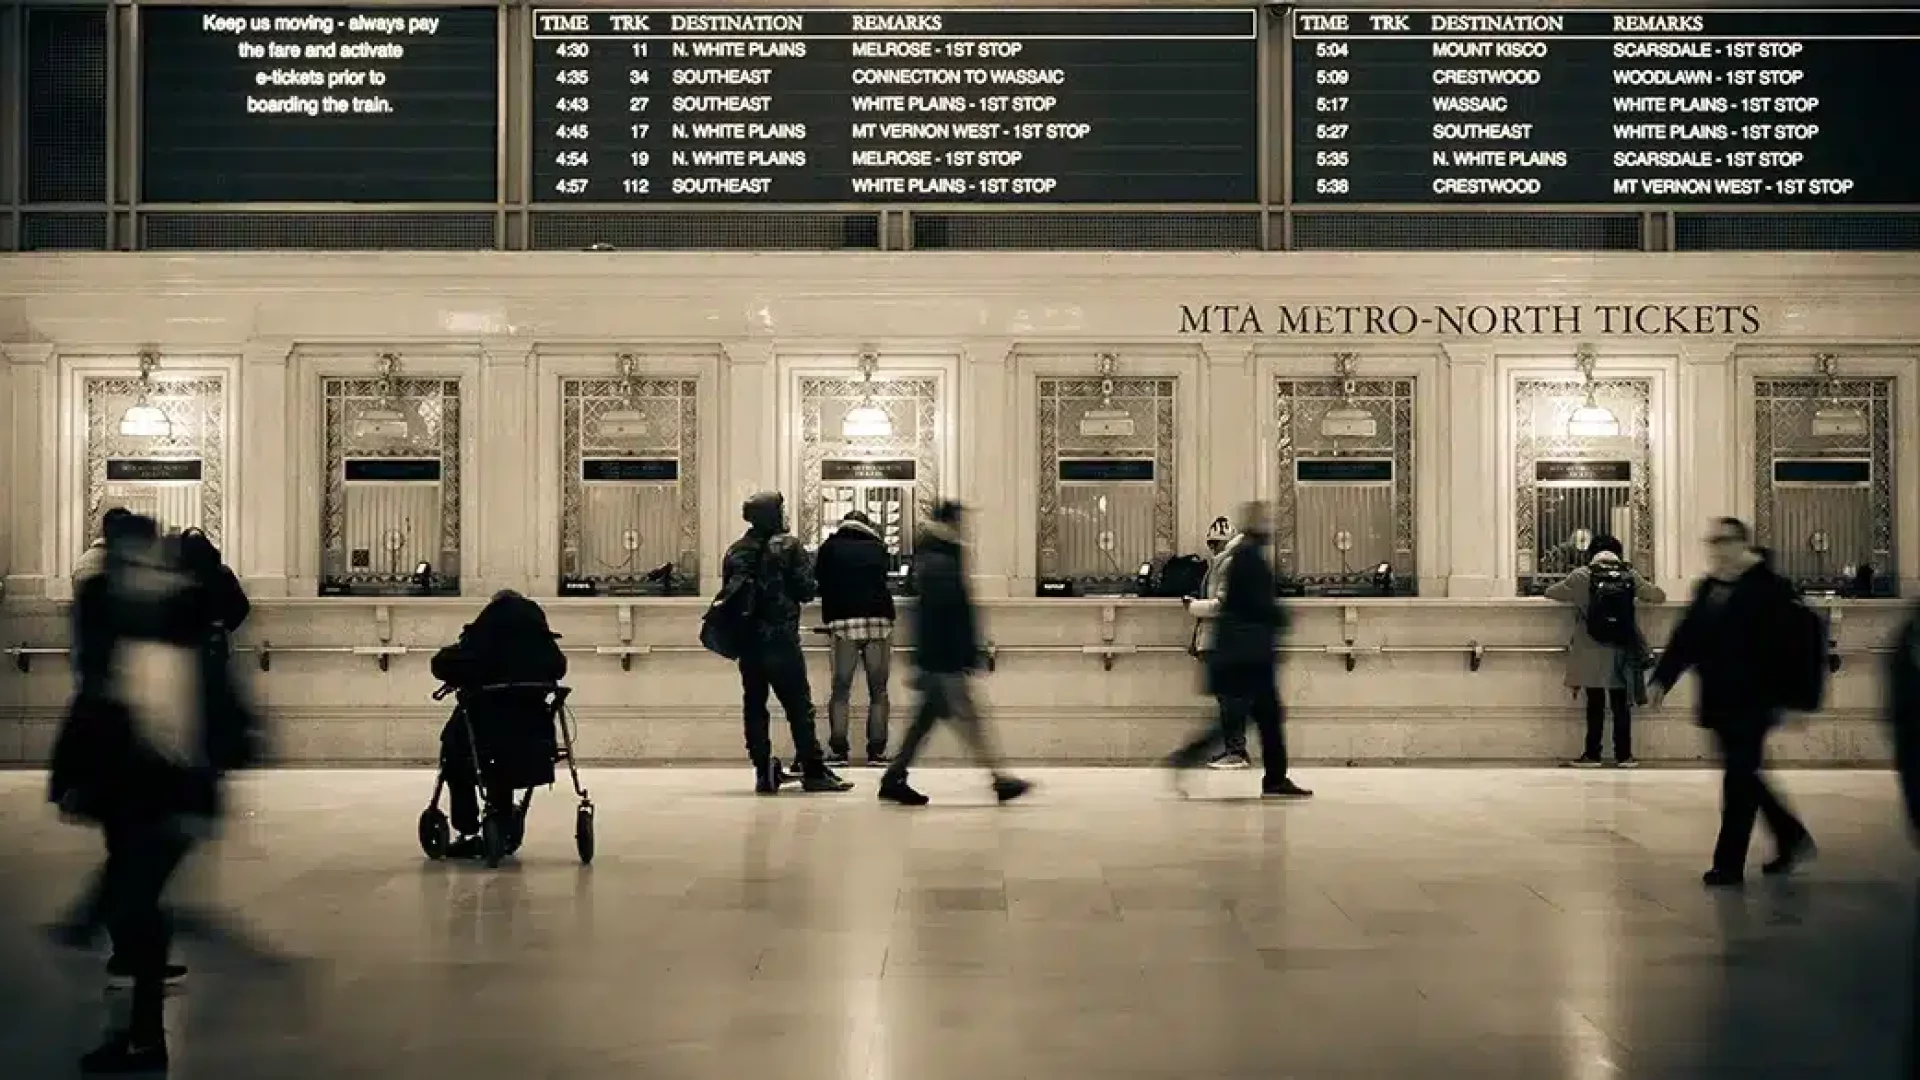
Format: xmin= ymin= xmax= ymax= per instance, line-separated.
xmin=430 ymin=591 xmax=566 ymax=858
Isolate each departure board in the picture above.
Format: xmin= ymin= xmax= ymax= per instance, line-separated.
xmin=141 ymin=7 xmax=499 ymax=203
xmin=1292 ymin=8 xmax=1920 ymax=204
xmin=530 ymin=8 xmax=1258 ymax=203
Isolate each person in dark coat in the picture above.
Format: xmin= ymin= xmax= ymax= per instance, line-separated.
xmin=1649 ymin=517 xmax=1815 ymax=887
xmin=177 ymin=529 xmax=258 ymax=775
xmin=815 ymin=510 xmax=898 ymax=765
xmin=720 ymin=491 xmax=852 ymax=794
xmin=1168 ymin=502 xmax=1312 ymax=799
xmin=1545 ymin=534 xmax=1665 ymax=767
xmin=877 ymin=501 xmax=1030 ymax=807
xmin=48 ymin=512 xmax=210 ymax=1074
xmin=430 ymin=590 xmax=568 ymax=854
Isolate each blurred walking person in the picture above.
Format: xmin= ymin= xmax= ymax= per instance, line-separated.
xmin=878 ymin=501 xmax=1030 ymax=807
xmin=1186 ymin=514 xmax=1251 ymax=769
xmin=815 ymin=510 xmax=897 ymax=766
xmin=1650 ymin=518 xmax=1816 ymax=887
xmin=1168 ymin=502 xmax=1312 ymax=799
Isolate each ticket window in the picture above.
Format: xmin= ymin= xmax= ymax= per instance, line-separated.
xmin=84 ymin=367 xmax=225 ymax=550
xmin=1274 ymin=376 xmax=1417 ymax=596
xmin=1754 ymin=374 xmax=1896 ymax=596
xmin=319 ymin=373 xmax=463 ymax=596
xmin=559 ymin=375 xmax=701 ymax=596
xmin=1035 ymin=371 xmax=1178 ymax=597
xmin=819 ymin=459 xmax=916 ymax=585
xmin=1512 ymin=376 xmax=1654 ymax=596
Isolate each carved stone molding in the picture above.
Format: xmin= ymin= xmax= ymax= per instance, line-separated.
xmin=1512 ymin=377 xmax=1655 ymax=593
xmin=1035 ymin=375 xmax=1178 ymax=590
xmin=559 ymin=376 xmax=701 ymax=592
xmin=82 ymin=375 xmax=227 ymax=546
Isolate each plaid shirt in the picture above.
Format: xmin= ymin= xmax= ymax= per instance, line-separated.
xmin=828 ymin=616 xmax=894 ymax=642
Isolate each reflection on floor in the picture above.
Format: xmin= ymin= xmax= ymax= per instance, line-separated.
xmin=0 ymin=767 xmax=1913 ymax=1079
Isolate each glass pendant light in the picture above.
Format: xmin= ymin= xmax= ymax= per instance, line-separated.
xmin=118 ymin=352 xmax=173 ymax=438
xmin=842 ymin=351 xmax=892 ymax=440
xmin=1565 ymin=344 xmax=1619 ymax=439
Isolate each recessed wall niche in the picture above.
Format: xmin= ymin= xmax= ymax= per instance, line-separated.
xmin=797 ymin=365 xmax=942 ymax=576
xmin=1753 ymin=372 xmax=1896 ymax=595
xmin=1512 ymin=376 xmax=1654 ymax=595
xmin=83 ymin=368 xmax=226 ymax=543
xmin=558 ymin=371 xmax=701 ymax=595
xmin=318 ymin=366 xmax=463 ymax=596
xmin=1273 ymin=373 xmax=1417 ymax=594
xmin=1035 ymin=362 xmax=1178 ymax=595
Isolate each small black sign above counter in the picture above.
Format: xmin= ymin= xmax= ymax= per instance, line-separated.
xmin=582 ymin=458 xmax=680 ymax=482
xmin=821 ymin=458 xmax=916 ymax=483
xmin=1296 ymin=458 xmax=1393 ymax=484
xmin=105 ymin=458 xmax=203 ymax=482
xmin=1535 ymin=460 xmax=1631 ymax=484
xmin=1058 ymin=458 xmax=1155 ymax=483
xmin=343 ymin=458 xmax=443 ymax=482
xmin=1774 ymin=459 xmax=1872 ymax=485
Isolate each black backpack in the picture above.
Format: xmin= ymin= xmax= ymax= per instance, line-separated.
xmin=1584 ymin=561 xmax=1638 ymax=647
xmin=699 ymin=541 xmax=767 ymax=660
xmin=1154 ymin=554 xmax=1209 ymax=599
xmin=1774 ymin=593 xmax=1828 ymax=712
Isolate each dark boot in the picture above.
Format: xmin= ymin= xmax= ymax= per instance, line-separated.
xmin=801 ymin=765 xmax=854 ymax=793
xmin=878 ymin=775 xmax=929 ymax=806
xmin=80 ymin=1031 xmax=168 ymax=1074
xmin=755 ymin=758 xmax=785 ymax=795
xmin=992 ymin=777 xmax=1033 ymax=804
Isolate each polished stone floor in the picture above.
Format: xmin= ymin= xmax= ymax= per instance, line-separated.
xmin=1 ymin=766 xmax=1914 ymax=1079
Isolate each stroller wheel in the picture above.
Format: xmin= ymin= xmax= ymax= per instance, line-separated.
xmin=575 ymin=804 xmax=595 ymax=865
xmin=418 ymin=808 xmax=450 ymax=860
xmin=481 ymin=816 xmax=508 ymax=869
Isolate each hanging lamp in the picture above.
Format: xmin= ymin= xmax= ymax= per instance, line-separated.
xmin=1565 ymin=344 xmax=1619 ymax=439
xmin=842 ymin=351 xmax=892 ymax=439
xmin=118 ymin=351 xmax=172 ymax=438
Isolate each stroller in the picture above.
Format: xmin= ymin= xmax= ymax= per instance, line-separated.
xmin=417 ymin=682 xmax=595 ymax=868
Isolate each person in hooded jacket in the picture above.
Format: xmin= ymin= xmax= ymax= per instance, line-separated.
xmin=877 ymin=501 xmax=1030 ymax=807
xmin=430 ymin=590 xmax=568 ymax=855
xmin=1187 ymin=515 xmax=1250 ymax=769
xmin=1545 ymin=533 xmax=1664 ymax=768
xmin=721 ymin=491 xmax=853 ymax=795
xmin=815 ymin=510 xmax=898 ymax=766
xmin=49 ymin=512 xmax=212 ymax=1074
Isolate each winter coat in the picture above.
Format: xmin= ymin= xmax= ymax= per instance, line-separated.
xmin=720 ymin=528 xmax=815 ymax=648
xmin=1187 ymin=534 xmax=1243 ymax=655
xmin=815 ymin=519 xmax=896 ymax=625
xmin=1206 ymin=535 xmax=1290 ymax=696
xmin=1651 ymin=559 xmax=1801 ymax=731
xmin=74 ymin=541 xmax=107 ymax=585
xmin=909 ymin=522 xmax=979 ymax=674
xmin=1543 ymin=553 xmax=1665 ymax=690
xmin=430 ymin=593 xmax=568 ymax=689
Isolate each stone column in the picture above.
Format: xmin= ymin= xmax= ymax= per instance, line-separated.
xmin=1441 ymin=342 xmax=1498 ymax=596
xmin=2 ymin=344 xmax=56 ymax=598
xmin=1201 ymin=343 xmax=1259 ymax=518
xmin=235 ymin=340 xmax=293 ymax=597
xmin=720 ymin=342 xmax=776 ymax=572
xmin=1677 ymin=342 xmax=1738 ymax=587
xmin=960 ymin=339 xmax=1015 ymax=595
xmin=475 ymin=339 xmax=536 ymax=596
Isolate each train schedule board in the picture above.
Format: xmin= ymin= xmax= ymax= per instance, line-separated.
xmin=141 ymin=7 xmax=500 ymax=202
xmin=531 ymin=8 xmax=1259 ymax=203
xmin=1291 ymin=8 xmax=1920 ymax=204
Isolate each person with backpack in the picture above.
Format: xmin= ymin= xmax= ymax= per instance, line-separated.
xmin=1545 ymin=534 xmax=1665 ymax=767
xmin=1649 ymin=517 xmax=1817 ymax=887
xmin=714 ymin=491 xmax=853 ymax=796
xmin=1185 ymin=515 xmax=1252 ymax=769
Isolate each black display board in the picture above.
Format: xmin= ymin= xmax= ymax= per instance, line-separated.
xmin=25 ymin=7 xmax=110 ymax=202
xmin=530 ymin=7 xmax=1258 ymax=202
xmin=1292 ymin=8 xmax=1920 ymax=204
xmin=140 ymin=7 xmax=499 ymax=202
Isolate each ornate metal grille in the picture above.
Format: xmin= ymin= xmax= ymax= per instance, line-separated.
xmin=82 ymin=375 xmax=226 ymax=545
xmin=1273 ymin=377 xmax=1416 ymax=591
xmin=320 ymin=376 xmax=463 ymax=593
xmin=1753 ymin=376 xmax=1896 ymax=593
xmin=559 ymin=376 xmax=701 ymax=592
xmin=1036 ymin=375 xmax=1178 ymax=592
xmin=1513 ymin=377 xmax=1654 ymax=594
xmin=797 ymin=376 xmax=942 ymax=548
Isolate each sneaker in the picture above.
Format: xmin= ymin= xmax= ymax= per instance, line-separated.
xmin=878 ymin=778 xmax=930 ymax=806
xmin=446 ymin=835 xmax=483 ymax=859
xmin=80 ymin=1032 xmax=168 ymax=1074
xmin=1567 ymin=754 xmax=1604 ymax=769
xmin=865 ymin=752 xmax=891 ymax=768
xmin=1207 ymin=752 xmax=1251 ymax=770
xmin=105 ymin=959 xmax=186 ymax=988
xmin=801 ymin=766 xmax=855 ymax=793
xmin=754 ymin=757 xmax=785 ymax=796
xmin=1612 ymin=758 xmax=1639 ymax=769
xmin=992 ymin=777 xmax=1033 ymax=804
xmin=1762 ymin=833 xmax=1817 ymax=877
xmin=1261 ymin=778 xmax=1314 ymax=799
xmin=823 ymin=750 xmax=851 ymax=768
xmin=1702 ymin=868 xmax=1745 ymax=888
